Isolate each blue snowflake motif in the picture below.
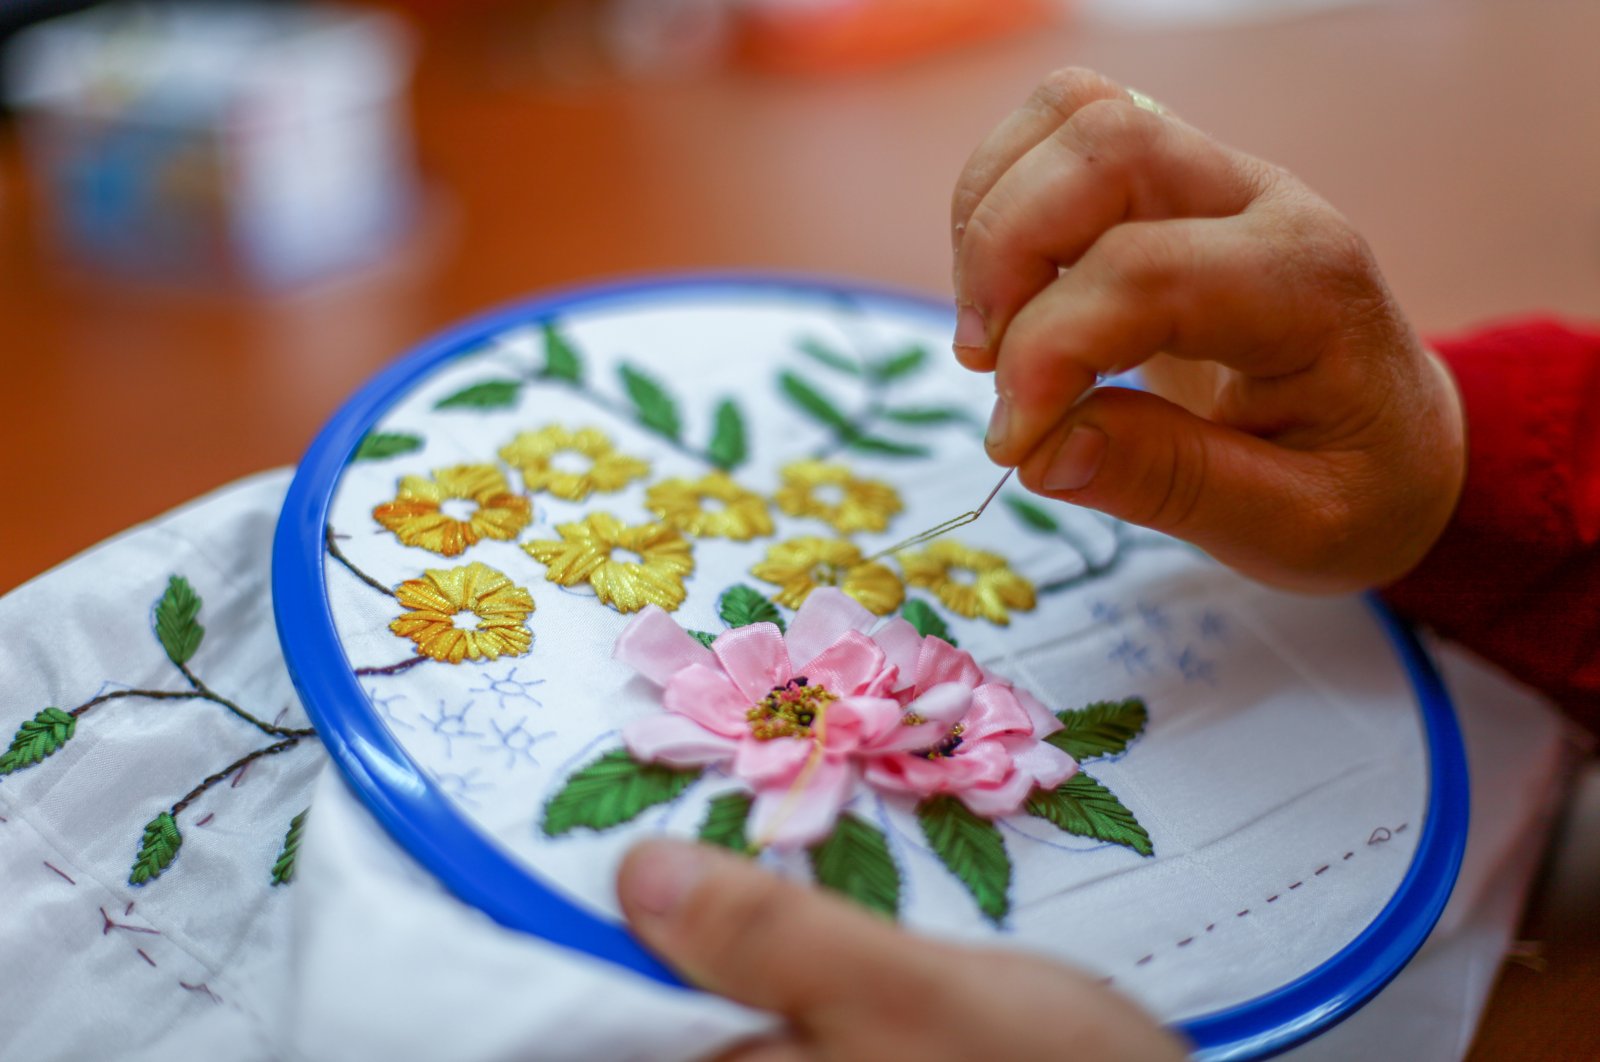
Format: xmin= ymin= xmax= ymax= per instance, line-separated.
xmin=365 ymin=686 xmax=414 ymax=731
xmin=429 ymin=767 xmax=493 ymax=808
xmin=485 ymin=716 xmax=557 ymax=770
xmin=1171 ymin=647 xmax=1217 ymax=685
xmin=1136 ymin=602 xmax=1171 ymax=635
xmin=1198 ymin=611 xmax=1228 ymax=642
xmin=1089 ymin=600 xmax=1124 ymax=625
xmin=421 ymin=700 xmax=483 ymax=758
xmin=467 ymin=666 xmax=547 ymax=712
xmin=1108 ymin=638 xmax=1154 ymax=675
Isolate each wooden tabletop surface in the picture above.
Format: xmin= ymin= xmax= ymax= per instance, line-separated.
xmin=2 ymin=0 xmax=1596 ymax=1055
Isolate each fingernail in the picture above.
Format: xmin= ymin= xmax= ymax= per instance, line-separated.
xmin=986 ymin=398 xmax=1012 ymax=451
xmin=624 ymin=840 xmax=713 ymax=917
xmin=953 ymin=304 xmax=986 ymax=351
xmin=1044 ymin=426 xmax=1107 ymax=491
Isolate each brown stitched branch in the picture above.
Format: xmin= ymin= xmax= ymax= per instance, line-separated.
xmin=69 ymin=689 xmax=201 ymax=719
xmin=354 ymin=655 xmax=428 ymax=677
xmin=170 ymin=737 xmax=301 ymax=816
xmin=170 ymin=661 xmax=313 ymax=738
xmin=325 ymin=525 xmax=396 ymax=598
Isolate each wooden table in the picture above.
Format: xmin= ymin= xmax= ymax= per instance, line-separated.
xmin=3 ymin=0 xmax=1596 ymax=1055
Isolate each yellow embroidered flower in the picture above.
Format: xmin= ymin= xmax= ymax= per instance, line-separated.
xmin=773 ymin=460 xmax=903 ymax=534
xmin=523 ymin=513 xmax=694 ymax=613
xmin=645 ymin=472 xmax=774 ymax=541
xmin=373 ymin=464 xmax=532 ymax=557
xmin=750 ymin=536 xmax=904 ymax=616
xmin=389 ymin=562 xmax=535 ymax=663
xmin=898 ymin=541 xmax=1036 ymax=626
xmin=498 ymin=426 xmax=650 ymax=501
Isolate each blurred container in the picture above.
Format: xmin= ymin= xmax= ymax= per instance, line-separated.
xmin=4 ymin=2 xmax=417 ymax=288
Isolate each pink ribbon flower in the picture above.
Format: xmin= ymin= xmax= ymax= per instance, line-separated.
xmin=861 ymin=616 xmax=1078 ymax=816
xmin=614 ymin=588 xmax=1075 ymax=849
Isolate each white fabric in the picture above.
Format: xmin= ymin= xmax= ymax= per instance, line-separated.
xmin=0 ymin=469 xmax=1577 ymax=1060
xmin=320 ymin=291 xmax=1441 ymax=1019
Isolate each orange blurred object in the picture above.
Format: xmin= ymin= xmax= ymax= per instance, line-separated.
xmin=737 ymin=0 xmax=1058 ymax=74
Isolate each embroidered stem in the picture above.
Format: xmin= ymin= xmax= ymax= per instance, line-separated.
xmin=170 ymin=737 xmax=301 ymax=817
xmin=536 ymin=376 xmax=725 ymax=469
xmin=325 ymin=525 xmax=396 ymax=598
xmin=354 ymin=655 xmax=428 ymax=677
xmin=64 ymin=687 xmax=315 ymax=739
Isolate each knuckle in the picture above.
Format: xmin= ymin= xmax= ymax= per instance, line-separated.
xmin=1138 ymin=426 xmax=1209 ymax=533
xmin=1030 ymin=67 xmax=1117 ymax=120
xmin=1096 ymin=224 xmax=1179 ymax=298
xmin=1060 ymin=98 xmax=1161 ymax=167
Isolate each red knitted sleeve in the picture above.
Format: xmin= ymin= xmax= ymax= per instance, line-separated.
xmin=1382 ymin=318 xmax=1600 ymax=733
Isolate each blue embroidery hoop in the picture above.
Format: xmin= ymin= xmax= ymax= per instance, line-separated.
xmin=272 ymin=273 xmax=1469 ymax=1061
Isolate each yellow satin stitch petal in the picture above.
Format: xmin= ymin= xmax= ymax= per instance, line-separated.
xmin=750 ymin=536 xmax=904 ymax=616
xmin=523 ymin=512 xmax=694 ymax=613
xmin=897 ymin=540 xmax=1035 ymax=626
xmin=373 ymin=464 xmax=533 ymax=557
xmin=645 ymin=472 xmax=774 ymax=541
xmin=389 ymin=561 xmax=536 ymax=663
xmin=498 ymin=425 xmax=650 ymax=501
xmin=773 ymin=460 xmax=904 ymax=534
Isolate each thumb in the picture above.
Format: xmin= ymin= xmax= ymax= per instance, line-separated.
xmin=616 ymin=839 xmax=942 ymax=1023
xmin=1014 ymin=385 xmax=1354 ymax=591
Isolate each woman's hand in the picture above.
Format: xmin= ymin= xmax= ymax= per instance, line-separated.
xmin=617 ymin=839 xmax=1189 ymax=1061
xmin=951 ymin=68 xmax=1464 ymax=592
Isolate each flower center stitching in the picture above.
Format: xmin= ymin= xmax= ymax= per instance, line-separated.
xmin=915 ymin=723 xmax=966 ymax=759
xmin=746 ymin=677 xmax=837 ymax=741
xmin=548 ymin=450 xmax=594 ymax=475
xmin=450 ymin=609 xmax=482 ymax=631
xmin=439 ymin=497 xmax=478 ymax=522
xmin=807 ymin=562 xmax=843 ymax=587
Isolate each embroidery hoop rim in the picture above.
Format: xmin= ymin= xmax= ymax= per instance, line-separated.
xmin=270 ymin=271 xmax=1470 ymax=1061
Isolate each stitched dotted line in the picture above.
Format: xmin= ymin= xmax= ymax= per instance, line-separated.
xmin=1102 ymin=822 xmax=1411 ymax=983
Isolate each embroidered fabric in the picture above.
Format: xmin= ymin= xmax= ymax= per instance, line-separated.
xmin=0 ymin=468 xmax=1578 ymax=1060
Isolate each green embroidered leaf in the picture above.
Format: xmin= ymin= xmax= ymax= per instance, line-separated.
xmin=618 ymin=364 xmax=683 ymax=440
xmin=1005 ymin=495 xmax=1061 ymax=533
xmin=435 ymin=379 xmax=523 ymax=410
xmin=778 ymin=371 xmax=853 ymax=432
xmin=688 ymin=630 xmax=718 ymax=648
xmin=1026 ymin=773 xmax=1153 ymax=857
xmin=708 ymin=400 xmax=748 ymax=470
xmin=808 ymin=813 xmax=901 ymax=918
xmin=0 ymin=707 xmax=76 ymax=775
xmin=698 ymin=792 xmax=753 ymax=852
xmin=870 ymin=344 xmax=928 ymax=381
xmin=880 ymin=406 xmax=970 ymax=426
xmin=155 ymin=575 xmax=204 ymax=667
xmin=271 ymin=808 xmax=308 ymax=886
xmin=718 ymin=585 xmax=786 ymax=632
xmin=541 ymin=749 xmax=702 ymax=837
xmin=541 ymin=323 xmax=585 ymax=383
xmin=843 ymin=433 xmax=930 ymax=458
xmin=916 ymin=795 xmax=1011 ymax=925
xmin=900 ymin=599 xmax=956 ymax=646
xmin=130 ymin=812 xmax=183 ymax=885
xmin=1047 ymin=698 xmax=1149 ymax=761
xmin=352 ymin=431 xmax=424 ymax=461
xmin=797 ymin=337 xmax=864 ymax=376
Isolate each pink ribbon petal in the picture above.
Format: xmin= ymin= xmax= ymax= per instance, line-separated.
xmin=870 ymin=618 xmax=924 ymax=684
xmin=747 ymin=758 xmax=858 ymax=850
xmin=961 ymin=684 xmax=1033 ymax=743
xmin=914 ymin=636 xmax=985 ymax=691
xmin=613 ymin=605 xmax=714 ymax=687
xmin=827 ymin=695 xmax=907 ymax=747
xmin=1015 ymin=687 xmax=1063 ymax=737
xmin=712 ymin=623 xmax=793 ymax=704
xmin=663 ymin=663 xmax=757 ymax=737
xmin=958 ymin=766 xmax=1037 ymax=818
xmin=797 ymin=630 xmax=888 ymax=696
xmin=784 ymin=587 xmax=876 ymax=666
xmin=622 ymin=714 xmax=740 ymax=767
xmin=732 ymin=736 xmax=813 ymax=785
xmin=1005 ymin=735 xmax=1079 ymax=789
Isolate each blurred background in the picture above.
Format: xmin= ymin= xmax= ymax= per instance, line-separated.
xmin=0 ymin=2 xmax=1596 ymax=1051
